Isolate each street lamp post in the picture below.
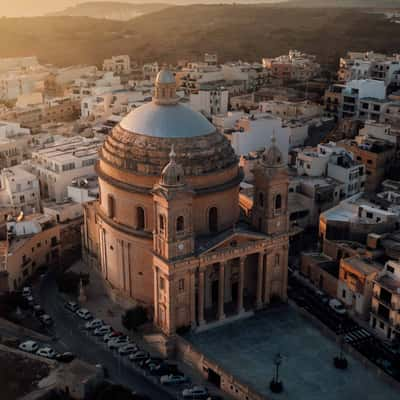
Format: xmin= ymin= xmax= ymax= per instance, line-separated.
xmin=334 ymin=323 xmax=348 ymax=369
xmin=270 ymin=352 xmax=283 ymax=393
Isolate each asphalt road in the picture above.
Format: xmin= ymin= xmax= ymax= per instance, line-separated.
xmin=39 ymin=273 xmax=175 ymax=400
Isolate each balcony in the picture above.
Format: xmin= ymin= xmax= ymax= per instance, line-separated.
xmin=373 ymin=292 xmax=395 ymax=309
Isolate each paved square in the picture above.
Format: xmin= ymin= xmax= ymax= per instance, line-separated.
xmin=186 ymin=306 xmax=399 ymax=400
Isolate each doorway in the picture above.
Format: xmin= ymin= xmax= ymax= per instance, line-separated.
xmin=211 ymin=280 xmax=219 ymax=306
xmin=231 ymin=281 xmax=238 ymax=303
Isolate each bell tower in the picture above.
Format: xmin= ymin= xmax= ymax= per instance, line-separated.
xmin=252 ymin=135 xmax=289 ymax=236
xmin=152 ymin=146 xmax=195 ymax=260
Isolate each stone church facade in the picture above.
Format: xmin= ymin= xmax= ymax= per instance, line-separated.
xmin=82 ymin=68 xmax=289 ymax=335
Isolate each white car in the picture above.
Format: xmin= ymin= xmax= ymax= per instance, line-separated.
xmin=118 ymin=343 xmax=138 ymax=355
xmin=160 ymin=374 xmax=188 ymax=385
xmin=19 ymin=340 xmax=39 ymax=353
xmin=108 ymin=337 xmax=130 ymax=350
xmin=36 ymin=347 xmax=57 ymax=359
xmin=22 ymin=287 xmax=32 ymax=297
xmin=76 ymin=308 xmax=92 ymax=320
xmin=40 ymin=314 xmax=53 ymax=326
xmin=103 ymin=331 xmax=123 ymax=343
xmin=85 ymin=318 xmax=103 ymax=330
xmin=329 ymin=299 xmax=347 ymax=315
xmin=26 ymin=295 xmax=34 ymax=304
xmin=182 ymin=386 xmax=208 ymax=399
xmin=93 ymin=325 xmax=112 ymax=336
xmin=129 ymin=350 xmax=149 ymax=362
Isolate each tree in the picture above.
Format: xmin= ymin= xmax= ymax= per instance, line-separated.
xmin=122 ymin=306 xmax=148 ymax=332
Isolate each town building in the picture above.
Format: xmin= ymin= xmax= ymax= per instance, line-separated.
xmin=262 ymin=50 xmax=320 ymax=82
xmin=189 ymin=85 xmax=229 ymax=117
xmin=338 ymin=134 xmax=396 ymax=192
xmin=338 ymin=256 xmax=382 ymax=320
xmin=82 ymin=68 xmax=289 ymax=335
xmin=0 ymin=121 xmax=32 ymax=168
xmin=0 ymin=166 xmax=40 ymax=217
xmin=319 ymin=193 xmax=399 ymax=244
xmin=103 ymin=55 xmax=131 ymax=75
xmin=295 ymin=142 xmax=365 ymax=198
xmin=338 ymin=51 xmax=400 ymax=89
xmin=1 ymin=214 xmax=60 ymax=291
xmin=324 ymin=79 xmax=386 ymax=121
xmin=370 ymin=259 xmax=400 ymax=341
xmin=23 ymin=136 xmax=103 ymax=202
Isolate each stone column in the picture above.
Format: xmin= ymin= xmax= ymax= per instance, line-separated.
xmin=264 ymin=252 xmax=271 ymax=304
xmin=153 ymin=266 xmax=159 ymax=325
xmin=256 ymin=251 xmax=264 ymax=309
xmin=237 ymin=257 xmax=245 ymax=314
xmin=190 ymin=271 xmax=196 ymax=328
xmin=198 ymin=268 xmax=205 ymax=325
xmin=218 ymin=262 xmax=226 ymax=320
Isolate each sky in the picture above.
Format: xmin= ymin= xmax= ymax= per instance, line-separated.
xmin=0 ymin=0 xmax=286 ymax=18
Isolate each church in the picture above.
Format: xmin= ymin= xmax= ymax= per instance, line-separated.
xmin=82 ymin=68 xmax=289 ymax=335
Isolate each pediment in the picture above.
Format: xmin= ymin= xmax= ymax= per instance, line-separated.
xmin=196 ymin=228 xmax=267 ymax=256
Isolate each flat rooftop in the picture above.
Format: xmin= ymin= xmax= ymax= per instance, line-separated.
xmin=186 ymin=306 xmax=399 ymax=400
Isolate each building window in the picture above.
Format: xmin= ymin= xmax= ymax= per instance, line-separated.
xmin=342 ymin=289 xmax=346 ymax=299
xmin=275 ymin=254 xmax=280 ymax=267
xmin=178 ymin=278 xmax=185 ymax=292
xmin=176 ymin=216 xmax=184 ymax=232
xmin=159 ymin=214 xmax=165 ymax=233
xmin=275 ymin=194 xmax=282 ymax=210
xmin=136 ymin=207 xmax=145 ymax=230
xmin=160 ymin=277 xmax=165 ymax=291
xmin=209 ymin=207 xmax=218 ymax=233
xmin=107 ymin=194 xmax=115 ymax=219
xmin=379 ymin=321 xmax=385 ymax=330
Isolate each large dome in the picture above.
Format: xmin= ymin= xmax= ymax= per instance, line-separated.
xmin=119 ymin=102 xmax=216 ymax=139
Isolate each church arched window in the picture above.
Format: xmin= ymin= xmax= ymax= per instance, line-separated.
xmin=107 ymin=194 xmax=115 ymax=219
xmin=159 ymin=214 xmax=165 ymax=232
xmin=259 ymin=192 xmax=264 ymax=208
xmin=176 ymin=216 xmax=184 ymax=232
xmin=136 ymin=207 xmax=145 ymax=230
xmin=275 ymin=194 xmax=282 ymax=210
xmin=209 ymin=207 xmax=218 ymax=233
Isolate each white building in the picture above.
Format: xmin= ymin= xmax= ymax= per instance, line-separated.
xmin=103 ymin=55 xmax=131 ymax=75
xmin=189 ymin=86 xmax=229 ymax=117
xmin=296 ymin=142 xmax=365 ymax=198
xmin=67 ymin=175 xmax=99 ymax=204
xmin=23 ymin=136 xmax=103 ymax=202
xmin=0 ymin=56 xmax=39 ymax=73
xmin=0 ymin=166 xmax=40 ymax=216
xmin=0 ymin=122 xmax=32 ymax=168
xmin=229 ymin=113 xmax=290 ymax=161
xmin=259 ymin=99 xmax=322 ymax=120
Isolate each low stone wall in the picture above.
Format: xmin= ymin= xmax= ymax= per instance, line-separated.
xmin=175 ymin=335 xmax=267 ymax=400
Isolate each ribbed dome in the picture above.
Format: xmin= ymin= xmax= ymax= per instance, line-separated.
xmin=119 ymin=103 xmax=216 ymax=139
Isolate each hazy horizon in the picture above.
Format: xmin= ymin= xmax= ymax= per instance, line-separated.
xmin=0 ymin=0 xmax=287 ymax=18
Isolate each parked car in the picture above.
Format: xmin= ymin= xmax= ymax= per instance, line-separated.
xmin=129 ymin=351 xmax=149 ymax=362
xmin=118 ymin=344 xmax=138 ymax=356
xmin=150 ymin=362 xmax=181 ymax=376
xmin=160 ymin=374 xmax=188 ymax=385
xmin=55 ymin=352 xmax=75 ymax=363
xmin=329 ymin=299 xmax=347 ymax=315
xmin=182 ymin=386 xmax=209 ymax=399
xmin=64 ymin=301 xmax=79 ymax=312
xmin=140 ymin=357 xmax=164 ymax=369
xmin=108 ymin=336 xmax=130 ymax=350
xmin=103 ymin=331 xmax=123 ymax=343
xmin=315 ymin=290 xmax=330 ymax=305
xmin=36 ymin=347 xmax=57 ymax=359
xmin=34 ymin=305 xmax=45 ymax=317
xmin=19 ymin=340 xmax=39 ymax=353
xmin=93 ymin=325 xmax=112 ymax=337
xmin=85 ymin=318 xmax=103 ymax=330
xmin=76 ymin=308 xmax=92 ymax=320
xmin=22 ymin=286 xmax=32 ymax=297
xmin=40 ymin=314 xmax=53 ymax=326
xmin=26 ymin=295 xmax=34 ymax=305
